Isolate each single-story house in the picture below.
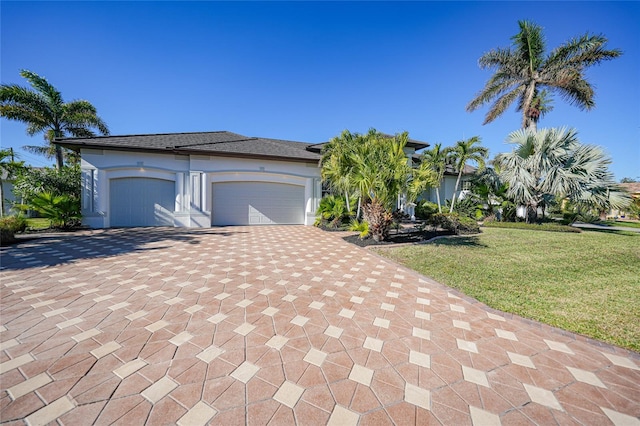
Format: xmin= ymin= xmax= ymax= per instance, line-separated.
xmin=58 ymin=130 xmax=476 ymax=228
xmin=58 ymin=131 xmax=324 ymax=228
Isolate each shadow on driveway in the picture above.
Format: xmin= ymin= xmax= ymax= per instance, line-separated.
xmin=0 ymin=227 xmax=246 ymax=271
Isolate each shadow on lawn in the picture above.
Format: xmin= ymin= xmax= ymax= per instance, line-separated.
xmin=580 ymin=228 xmax=639 ymax=237
xmin=428 ymin=235 xmax=488 ymax=248
xmin=0 ymin=227 xmax=247 ymax=271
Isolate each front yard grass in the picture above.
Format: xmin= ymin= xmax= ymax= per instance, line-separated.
xmin=375 ymin=227 xmax=640 ymax=352
xmin=599 ymin=220 xmax=640 ymax=229
xmin=26 ymin=218 xmax=51 ymax=230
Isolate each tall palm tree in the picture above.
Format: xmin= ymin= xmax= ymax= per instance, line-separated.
xmin=467 ymin=20 xmax=622 ymax=131
xmin=420 ymin=143 xmax=451 ymax=213
xmin=349 ymin=131 xmax=411 ymax=241
xmin=0 ymin=70 xmax=109 ymax=170
xmin=449 ymin=136 xmax=488 ymax=213
xmin=495 ymin=127 xmax=629 ymax=222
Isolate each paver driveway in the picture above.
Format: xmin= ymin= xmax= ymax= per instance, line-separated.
xmin=1 ymin=226 xmax=638 ymax=425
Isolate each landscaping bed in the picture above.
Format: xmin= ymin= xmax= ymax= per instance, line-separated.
xmin=343 ymin=228 xmax=454 ymax=247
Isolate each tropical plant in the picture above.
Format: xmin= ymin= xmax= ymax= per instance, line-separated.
xmin=349 ymin=219 xmax=370 ymax=239
xmin=0 ymin=148 xmax=25 ymax=216
xmin=469 ymin=166 xmax=508 ymax=217
xmin=0 ymin=70 xmax=109 ymax=169
xmin=467 ymin=20 xmax=622 ymax=130
xmin=20 ymin=192 xmax=80 ymax=229
xmin=495 ymin=127 xmax=630 ymax=223
xmin=415 ymin=201 xmax=439 ymax=220
xmin=448 ymin=136 xmax=488 ymax=213
xmin=314 ymin=194 xmax=356 ymax=228
xmin=13 ymin=164 xmax=81 ymax=203
xmin=348 ymin=132 xmax=412 ymax=241
xmin=429 ymin=212 xmax=480 ymax=235
xmin=321 ymin=129 xmax=437 ymax=241
xmin=320 ymin=130 xmax=364 ymax=214
xmin=419 ymin=143 xmax=451 ymax=213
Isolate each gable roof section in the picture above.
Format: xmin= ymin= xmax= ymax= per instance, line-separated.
xmin=56 ymin=131 xmax=321 ymax=163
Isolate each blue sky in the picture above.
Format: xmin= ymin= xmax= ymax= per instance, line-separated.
xmin=2 ymin=1 xmax=639 ymax=180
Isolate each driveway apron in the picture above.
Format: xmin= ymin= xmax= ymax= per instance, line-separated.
xmin=1 ymin=226 xmax=638 ymax=425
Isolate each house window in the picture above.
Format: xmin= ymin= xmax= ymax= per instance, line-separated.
xmin=82 ymin=169 xmax=97 ymax=212
xmin=462 ymin=180 xmax=472 ymax=191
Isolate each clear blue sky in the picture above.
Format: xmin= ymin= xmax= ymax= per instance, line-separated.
xmin=2 ymin=1 xmax=639 ymax=180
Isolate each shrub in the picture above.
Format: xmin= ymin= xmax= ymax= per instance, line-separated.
xmin=349 ymin=219 xmax=370 ymax=239
xmin=0 ymin=215 xmax=27 ymax=245
xmin=20 ymin=192 xmax=81 ymax=229
xmin=0 ymin=215 xmax=28 ymax=233
xmin=482 ymin=221 xmax=581 ymax=233
xmin=430 ymin=213 xmax=480 ymax=235
xmin=415 ymin=201 xmax=439 ymax=220
xmin=315 ymin=195 xmax=356 ymax=229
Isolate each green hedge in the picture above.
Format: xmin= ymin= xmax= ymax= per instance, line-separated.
xmin=430 ymin=213 xmax=480 ymax=235
xmin=482 ymin=220 xmax=581 ymax=233
xmin=0 ymin=215 xmax=28 ymax=245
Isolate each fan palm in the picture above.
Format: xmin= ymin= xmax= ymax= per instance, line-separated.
xmin=0 ymin=70 xmax=109 ymax=169
xmin=420 ymin=143 xmax=451 ymax=213
xmin=448 ymin=136 xmax=488 ymax=213
xmin=467 ymin=20 xmax=621 ymax=130
xmin=495 ymin=127 xmax=630 ymax=222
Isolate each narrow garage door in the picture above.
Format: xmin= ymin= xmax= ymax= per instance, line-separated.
xmin=212 ymin=182 xmax=304 ymax=226
xmin=110 ymin=178 xmax=175 ymax=227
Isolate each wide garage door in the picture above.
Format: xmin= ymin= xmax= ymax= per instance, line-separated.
xmin=110 ymin=178 xmax=174 ymax=227
xmin=212 ymin=182 xmax=304 ymax=226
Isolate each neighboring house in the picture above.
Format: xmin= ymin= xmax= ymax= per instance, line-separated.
xmin=0 ymin=171 xmax=18 ymax=216
xmin=420 ymin=163 xmax=477 ymax=206
xmin=608 ymin=182 xmax=640 ymax=219
xmin=58 ymin=131 xmax=322 ymax=228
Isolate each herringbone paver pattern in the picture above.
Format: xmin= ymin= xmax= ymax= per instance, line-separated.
xmin=1 ymin=226 xmax=638 ymax=425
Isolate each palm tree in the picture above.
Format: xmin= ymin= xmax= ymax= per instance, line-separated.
xmin=448 ymin=136 xmax=488 ymax=213
xmin=467 ymin=20 xmax=622 ymax=131
xmin=0 ymin=70 xmax=109 ymax=170
xmin=320 ymin=129 xmax=361 ymax=212
xmin=495 ymin=127 xmax=630 ymax=222
xmin=349 ymin=131 xmax=411 ymax=241
xmin=420 ymin=143 xmax=451 ymax=213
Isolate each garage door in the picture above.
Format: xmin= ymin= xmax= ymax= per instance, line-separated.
xmin=110 ymin=178 xmax=175 ymax=227
xmin=212 ymin=182 xmax=304 ymax=226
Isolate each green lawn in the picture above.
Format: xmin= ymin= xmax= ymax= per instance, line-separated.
xmin=599 ymin=220 xmax=640 ymax=229
xmin=26 ymin=218 xmax=51 ymax=230
xmin=375 ymin=227 xmax=640 ymax=352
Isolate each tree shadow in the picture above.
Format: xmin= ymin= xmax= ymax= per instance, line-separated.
xmin=580 ymin=228 xmax=640 ymax=237
xmin=426 ymin=235 xmax=488 ymax=248
xmin=0 ymin=227 xmax=248 ymax=271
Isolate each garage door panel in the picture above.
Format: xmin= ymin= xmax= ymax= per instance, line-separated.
xmin=212 ymin=182 xmax=304 ymax=226
xmin=110 ymin=178 xmax=175 ymax=227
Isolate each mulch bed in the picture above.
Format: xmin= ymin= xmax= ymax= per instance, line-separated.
xmin=343 ymin=229 xmax=454 ymax=247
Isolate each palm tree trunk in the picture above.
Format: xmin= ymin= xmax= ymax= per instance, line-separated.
xmin=344 ymin=191 xmax=350 ymax=212
xmin=54 ymin=145 xmax=64 ymax=170
xmin=449 ymin=170 xmax=464 ymax=213
xmin=435 ymin=187 xmax=442 ymax=213
xmin=522 ymin=81 xmax=538 ymax=130
xmin=356 ymin=196 xmax=361 ymax=220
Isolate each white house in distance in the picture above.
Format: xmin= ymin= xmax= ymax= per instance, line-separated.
xmin=58 ymin=130 xmax=477 ymax=228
